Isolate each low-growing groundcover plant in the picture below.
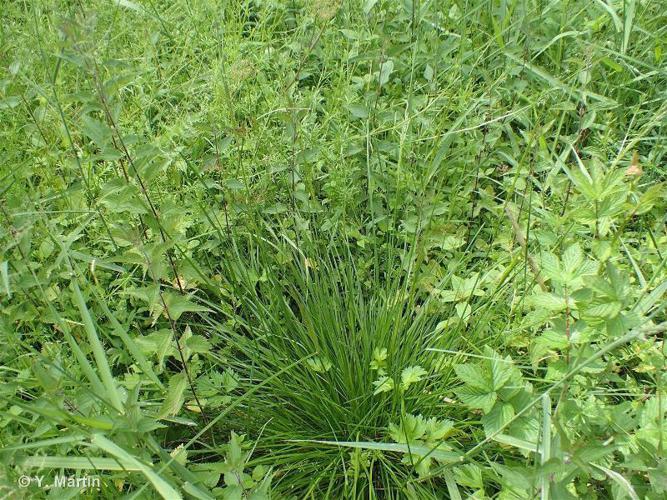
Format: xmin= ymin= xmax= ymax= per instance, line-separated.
xmin=1 ymin=0 xmax=666 ymax=498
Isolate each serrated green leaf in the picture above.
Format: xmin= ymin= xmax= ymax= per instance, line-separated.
xmin=482 ymin=403 xmax=515 ymax=435
xmin=455 ymin=385 xmax=497 ymax=413
xmin=562 ymin=243 xmax=583 ymax=275
xmin=160 ymin=292 xmax=210 ymax=321
xmin=487 ymin=348 xmax=515 ymax=391
xmin=373 ymin=376 xmax=394 ymax=395
xmin=159 ymin=372 xmax=188 ymax=418
xmin=401 ymin=365 xmax=427 ymax=389
xmin=529 ymin=292 xmax=567 ymax=311
xmin=454 ymin=364 xmax=490 ymax=391
xmin=186 ymin=335 xmax=211 ymax=353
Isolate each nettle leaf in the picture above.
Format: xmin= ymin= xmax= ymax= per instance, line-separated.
xmin=455 ymin=348 xmax=518 ymax=413
xmin=186 ymin=334 xmax=211 ymax=353
xmin=607 ymin=263 xmax=630 ymax=299
xmin=423 ymin=64 xmax=434 ymax=81
xmin=125 ymin=284 xmax=162 ymax=312
xmin=531 ymin=330 xmax=570 ymax=367
xmin=423 ymin=417 xmax=455 ymax=442
xmin=346 ymin=103 xmax=369 ymax=119
xmin=387 ymin=414 xmax=457 ymax=478
xmin=401 ymin=365 xmax=427 ymax=390
xmin=159 ymin=371 xmax=188 ymax=418
xmin=159 ymin=292 xmax=210 ymax=321
xmin=584 ymin=301 xmax=622 ymax=319
xmin=221 ymin=369 xmax=239 ymax=392
xmin=540 ymin=252 xmax=562 ymax=281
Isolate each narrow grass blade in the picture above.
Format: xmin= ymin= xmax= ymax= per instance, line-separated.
xmin=591 ymin=464 xmax=639 ymax=500
xmin=593 ymin=0 xmax=622 ymax=32
xmin=493 ymin=434 xmax=538 ymax=453
xmin=92 ymin=286 xmax=164 ymax=389
xmin=4 ymin=436 xmax=84 ymax=452
xmin=540 ymin=394 xmax=552 ymax=500
xmin=622 ymin=0 xmax=636 ymax=54
xmin=0 ymin=260 xmax=10 ymax=298
xmin=289 ymin=440 xmax=463 ymax=464
xmin=443 ymin=470 xmax=463 ymax=500
xmin=90 ymin=434 xmax=182 ymax=499
xmin=63 ymin=330 xmax=106 ymax=398
xmin=72 ymin=279 xmax=124 ymax=413
xmin=130 ymin=357 xmax=308 ymax=499
xmin=19 ymin=455 xmax=141 ymax=471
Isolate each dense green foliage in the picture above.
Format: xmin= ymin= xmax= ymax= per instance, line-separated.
xmin=1 ymin=0 xmax=666 ymax=498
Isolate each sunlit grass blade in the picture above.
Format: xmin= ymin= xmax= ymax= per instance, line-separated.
xmin=90 ymin=434 xmax=182 ymax=499
xmin=71 ymin=279 xmax=124 ymax=413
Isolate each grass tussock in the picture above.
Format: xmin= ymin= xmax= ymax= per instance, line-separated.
xmin=1 ymin=0 xmax=666 ymax=498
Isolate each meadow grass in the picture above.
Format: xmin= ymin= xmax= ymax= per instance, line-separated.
xmin=1 ymin=1 xmax=666 ymax=498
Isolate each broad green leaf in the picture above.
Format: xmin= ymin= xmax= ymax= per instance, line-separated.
xmin=528 ymin=292 xmax=567 ymax=311
xmin=81 ymin=115 xmax=112 ymax=147
xmin=379 ymin=59 xmax=394 ymax=85
xmin=454 ymin=464 xmax=483 ymax=489
xmin=370 ymin=347 xmax=388 ymax=371
xmin=454 ymin=364 xmax=490 ymax=391
xmin=562 ymin=244 xmax=583 ymax=276
xmin=346 ymin=103 xmax=368 ymax=119
xmin=160 ymin=292 xmax=210 ymax=321
xmin=159 ymin=372 xmax=188 ymax=418
xmin=363 ymin=0 xmax=378 ymax=14
xmin=540 ymin=252 xmax=561 ymax=281
xmin=487 ymin=348 xmax=514 ymax=391
xmin=389 ymin=414 xmax=428 ymax=443
xmin=482 ymin=403 xmax=515 ymax=435
xmin=186 ymin=335 xmax=212 ymax=353
xmin=455 ymin=385 xmax=497 ymax=413
xmin=584 ymin=301 xmax=622 ymax=319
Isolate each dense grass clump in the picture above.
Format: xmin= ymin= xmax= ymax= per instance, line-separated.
xmin=1 ymin=1 xmax=666 ymax=498
xmin=215 ymin=244 xmax=461 ymax=495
